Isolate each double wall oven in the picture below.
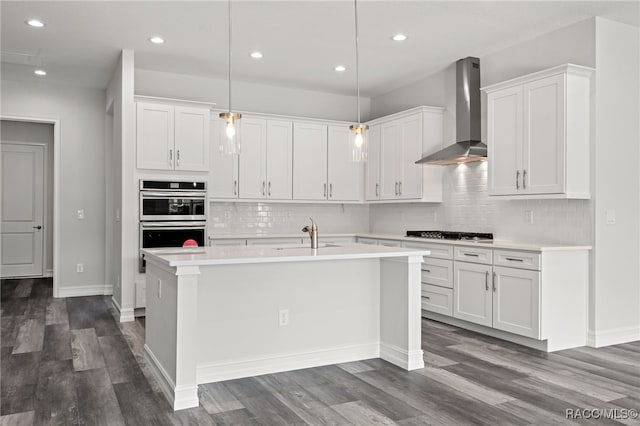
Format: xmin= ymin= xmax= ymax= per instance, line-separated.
xmin=139 ymin=180 xmax=207 ymax=272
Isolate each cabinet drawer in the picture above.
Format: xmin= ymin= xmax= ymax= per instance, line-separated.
xmin=421 ymin=284 xmax=453 ymax=316
xmin=421 ymin=258 xmax=453 ymax=288
xmin=404 ymin=242 xmax=454 ymax=260
xmin=209 ymin=238 xmax=247 ymax=247
xmin=493 ymin=250 xmax=540 ymax=271
xmin=378 ymin=239 xmax=403 ymax=248
xmin=454 ymin=246 xmax=493 ymax=264
xmin=247 ymin=237 xmax=304 ymax=246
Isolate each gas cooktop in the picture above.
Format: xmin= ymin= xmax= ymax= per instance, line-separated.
xmin=406 ymin=230 xmax=494 ymax=241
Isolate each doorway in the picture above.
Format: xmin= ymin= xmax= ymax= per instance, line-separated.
xmin=1 ymin=120 xmax=54 ymax=278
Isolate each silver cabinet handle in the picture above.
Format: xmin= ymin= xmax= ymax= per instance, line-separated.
xmin=33 ymin=225 xmax=42 ymax=230
xmin=423 ymin=269 xmax=431 ymax=273
xmin=262 ymin=181 xmax=266 ymax=196
xmin=516 ymin=170 xmax=520 ymax=190
xmin=323 ymin=183 xmax=327 ymax=198
xmin=268 ymin=181 xmax=271 ymax=197
xmin=233 ymin=180 xmax=237 ymax=195
xmin=523 ymin=169 xmax=527 ymax=190
xmin=329 ymin=183 xmax=333 ymax=198
xmin=464 ymin=253 xmax=479 ymax=257
xmin=395 ymin=182 xmax=398 ymax=196
xmin=399 ymin=181 xmax=402 ymax=196
xmin=176 ymin=149 xmax=180 ymax=167
xmin=505 ymin=257 xmax=524 ymax=262
xmin=493 ymin=271 xmax=497 ymax=292
xmin=424 ymin=296 xmax=431 ymax=300
xmin=375 ymin=183 xmax=379 ymax=197
xmin=169 ymin=149 xmax=173 ymax=167
xmin=485 ymin=271 xmax=489 ymax=291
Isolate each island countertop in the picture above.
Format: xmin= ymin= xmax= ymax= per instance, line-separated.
xmin=142 ymin=243 xmax=430 ymax=267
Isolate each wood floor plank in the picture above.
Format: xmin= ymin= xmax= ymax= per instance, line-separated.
xmin=0 ymin=348 xmax=41 ymax=415
xmin=12 ymin=280 xmax=33 ymax=298
xmin=75 ymin=368 xmax=125 ymax=426
xmin=208 ymin=408 xmax=259 ymax=425
xmin=42 ymin=324 xmax=72 ymax=362
xmin=112 ymin=381 xmax=171 ymax=426
xmin=337 ymin=360 xmax=377 ymax=374
xmin=34 ymin=359 xmax=79 ymax=425
xmin=70 ymin=328 xmax=105 ymax=371
xmin=0 ymin=410 xmax=35 ymax=426
xmin=495 ymin=399 xmax=578 ymax=426
xmin=166 ymin=406 xmax=216 ymax=426
xmin=11 ymin=319 xmax=44 ymax=354
xmin=198 ymin=382 xmax=245 ymax=415
xmin=332 ymin=400 xmax=397 ymax=425
xmin=1 ymin=316 xmax=23 ymax=348
xmin=45 ymin=298 xmax=68 ymax=326
xmin=98 ymin=335 xmax=144 ymax=384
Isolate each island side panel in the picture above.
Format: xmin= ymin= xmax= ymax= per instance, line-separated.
xmin=380 ymin=256 xmax=425 ymax=370
xmin=195 ymin=259 xmax=381 ymax=383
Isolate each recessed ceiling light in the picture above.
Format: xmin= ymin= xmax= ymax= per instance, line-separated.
xmin=250 ymin=51 xmax=263 ymax=59
xmin=34 ymin=70 xmax=47 ymax=76
xmin=334 ymin=65 xmax=347 ymax=72
xmin=149 ymin=36 xmax=165 ymax=44
xmin=392 ymin=34 xmax=408 ymax=42
xmin=26 ymin=19 xmax=45 ymax=28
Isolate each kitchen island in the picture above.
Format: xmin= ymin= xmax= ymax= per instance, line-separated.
xmin=141 ymin=243 xmax=429 ymax=410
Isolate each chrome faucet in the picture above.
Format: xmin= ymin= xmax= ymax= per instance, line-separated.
xmin=302 ymin=217 xmax=318 ymax=249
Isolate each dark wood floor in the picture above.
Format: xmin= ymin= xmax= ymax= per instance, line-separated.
xmin=1 ymin=278 xmax=639 ymax=425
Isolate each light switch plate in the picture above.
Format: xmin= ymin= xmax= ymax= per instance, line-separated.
xmin=524 ymin=210 xmax=534 ymax=224
xmin=77 ymin=209 xmax=85 ymax=220
xmin=606 ymin=210 xmax=616 ymax=225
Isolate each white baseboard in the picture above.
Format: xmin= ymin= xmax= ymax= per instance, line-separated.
xmin=111 ymin=297 xmax=135 ymax=323
xmin=57 ymin=284 xmax=113 ymax=298
xmin=587 ymin=326 xmax=640 ymax=347
xmin=144 ymin=345 xmax=199 ymax=411
xmin=380 ymin=342 xmax=424 ymax=370
xmin=44 ymin=269 xmax=54 ymax=278
xmin=197 ymin=342 xmax=380 ymax=384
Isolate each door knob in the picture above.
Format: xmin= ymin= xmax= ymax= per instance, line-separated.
xmin=33 ymin=225 xmax=42 ymax=229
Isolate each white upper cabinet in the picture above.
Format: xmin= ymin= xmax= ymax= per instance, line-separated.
xmin=367 ymin=107 xmax=444 ymax=203
xmin=136 ymin=100 xmax=210 ymax=172
xmin=238 ymin=118 xmax=293 ymax=200
xmin=365 ymin=125 xmax=381 ymax=200
xmin=327 ymin=125 xmax=361 ymax=201
xmin=293 ymin=122 xmax=328 ymax=200
xmin=484 ymin=64 xmax=593 ymax=199
xmin=209 ymin=118 xmax=238 ymax=199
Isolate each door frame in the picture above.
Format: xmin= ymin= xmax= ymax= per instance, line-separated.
xmin=1 ymin=115 xmax=60 ymax=296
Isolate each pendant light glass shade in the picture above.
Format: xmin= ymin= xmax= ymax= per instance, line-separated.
xmin=350 ymin=0 xmax=367 ymax=162
xmin=219 ymin=0 xmax=241 ymax=155
xmin=350 ymin=124 xmax=368 ymax=162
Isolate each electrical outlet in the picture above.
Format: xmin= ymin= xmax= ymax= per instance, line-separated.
xmin=77 ymin=209 xmax=85 ymax=220
xmin=76 ymin=263 xmax=84 ymax=273
xmin=524 ymin=210 xmax=534 ymax=224
xmin=278 ymin=309 xmax=289 ymax=327
xmin=432 ymin=211 xmax=438 ymax=222
xmin=606 ymin=210 xmax=616 ymax=225
xmin=157 ymin=279 xmax=162 ymax=299
xmin=115 ymin=209 xmax=120 ymax=222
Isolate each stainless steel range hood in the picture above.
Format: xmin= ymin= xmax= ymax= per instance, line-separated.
xmin=416 ymin=57 xmax=487 ymax=165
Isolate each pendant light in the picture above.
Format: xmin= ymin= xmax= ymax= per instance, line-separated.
xmin=219 ymin=0 xmax=241 ymax=155
xmin=349 ymin=0 xmax=368 ymax=162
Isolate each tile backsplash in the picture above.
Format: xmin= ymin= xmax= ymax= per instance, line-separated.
xmin=209 ymin=162 xmax=592 ymax=245
xmin=208 ymin=202 xmax=370 ymax=235
xmin=370 ymin=162 xmax=592 ymax=245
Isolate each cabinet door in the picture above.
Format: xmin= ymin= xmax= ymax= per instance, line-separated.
xmin=492 ymin=266 xmax=540 ymax=338
xmin=380 ymin=121 xmax=401 ymax=199
xmin=487 ymin=86 xmax=522 ymax=195
xmin=327 ymin=125 xmax=361 ymax=201
xmin=453 ymin=262 xmax=492 ymax=327
xmin=293 ymin=123 xmax=328 ymax=200
xmin=238 ymin=118 xmax=267 ymax=199
xmin=365 ymin=125 xmax=381 ymax=200
xmin=523 ymin=74 xmax=565 ymax=195
xmin=136 ymin=102 xmax=174 ymax=170
xmin=265 ymin=120 xmax=293 ymax=200
xmin=209 ymin=119 xmax=239 ymax=198
xmin=174 ymin=106 xmax=210 ymax=171
xmin=398 ymin=113 xmax=423 ymax=199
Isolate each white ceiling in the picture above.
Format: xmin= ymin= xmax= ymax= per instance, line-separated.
xmin=1 ymin=1 xmax=639 ymax=97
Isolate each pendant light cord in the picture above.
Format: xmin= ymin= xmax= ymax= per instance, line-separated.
xmin=228 ymin=0 xmax=232 ymax=113
xmin=354 ymin=0 xmax=361 ymax=126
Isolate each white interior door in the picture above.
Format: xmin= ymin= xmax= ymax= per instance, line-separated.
xmin=1 ymin=143 xmax=45 ymax=277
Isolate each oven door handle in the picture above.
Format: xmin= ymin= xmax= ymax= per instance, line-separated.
xmin=140 ymin=221 xmax=207 ymax=229
xmin=141 ymin=191 xmax=206 ymax=198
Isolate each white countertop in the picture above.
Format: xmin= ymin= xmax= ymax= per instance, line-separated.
xmin=142 ymin=243 xmax=430 ymax=267
xmin=208 ymin=232 xmax=591 ymax=252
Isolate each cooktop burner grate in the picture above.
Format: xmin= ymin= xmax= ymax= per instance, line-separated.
xmin=406 ymin=230 xmax=494 ymax=241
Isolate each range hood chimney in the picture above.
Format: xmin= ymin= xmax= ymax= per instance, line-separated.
xmin=416 ymin=57 xmax=487 ymax=165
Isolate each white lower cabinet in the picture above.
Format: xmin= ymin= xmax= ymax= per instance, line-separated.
xmin=492 ymin=266 xmax=540 ymax=339
xmin=421 ymin=284 xmax=453 ymax=316
xmin=453 ymin=262 xmax=493 ymax=327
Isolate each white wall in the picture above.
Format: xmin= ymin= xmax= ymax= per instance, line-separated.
xmin=0 ymin=120 xmax=55 ymax=274
xmin=135 ymin=68 xmax=371 ymax=122
xmin=209 ymin=202 xmax=370 ymax=236
xmin=1 ymin=80 xmax=107 ymax=294
xmin=368 ymin=18 xmax=597 ymax=245
xmin=591 ymin=18 xmax=640 ymax=344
